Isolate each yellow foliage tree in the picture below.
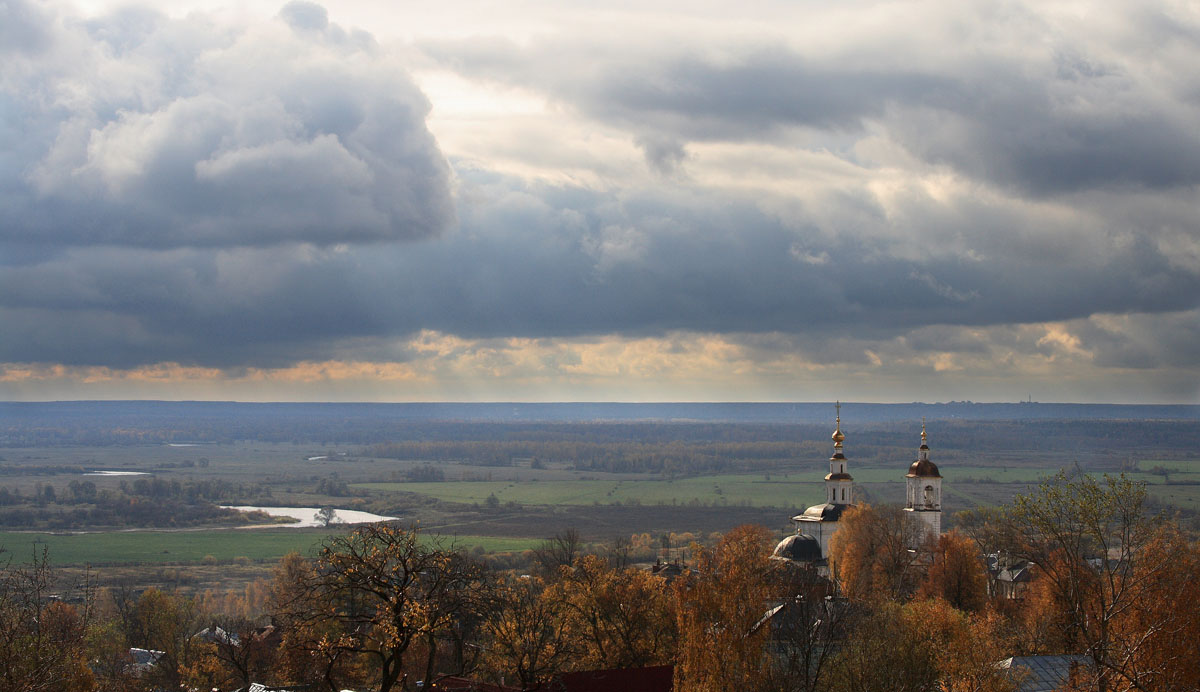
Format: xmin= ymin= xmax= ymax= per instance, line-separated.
xmin=828 ymin=599 xmax=1015 ymax=692
xmin=829 ymin=503 xmax=924 ymax=603
xmin=1010 ymin=472 xmax=1169 ymax=692
xmin=481 ymin=576 xmax=576 ymax=689
xmin=1108 ymin=527 xmax=1200 ymax=691
xmin=129 ymin=587 xmax=201 ymax=690
xmin=547 ymin=554 xmax=677 ymax=670
xmin=674 ymin=524 xmax=775 ymax=692
xmin=918 ymin=531 xmax=988 ymax=613
xmin=270 ymin=525 xmax=490 ymax=692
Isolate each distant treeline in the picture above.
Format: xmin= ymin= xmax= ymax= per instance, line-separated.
xmin=4 ymin=416 xmax=1199 ymax=478
xmin=2 ymin=401 xmax=1198 ymax=448
xmin=5 ymin=400 xmax=1199 ymax=423
xmin=364 ymin=420 xmax=1200 ymax=474
xmin=368 ymin=439 xmax=818 ymax=474
xmin=0 ymin=478 xmax=275 ymax=530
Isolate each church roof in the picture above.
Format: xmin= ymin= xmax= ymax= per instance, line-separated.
xmin=998 ymin=656 xmax=1092 ymax=692
xmin=771 ymin=534 xmax=823 ymax=563
xmin=794 ymin=502 xmax=845 ymax=522
xmin=906 ymin=459 xmax=941 ymax=478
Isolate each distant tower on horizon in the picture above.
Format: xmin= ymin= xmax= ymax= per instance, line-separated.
xmin=904 ymin=419 xmax=942 ymax=543
xmin=794 ymin=402 xmax=855 ymax=558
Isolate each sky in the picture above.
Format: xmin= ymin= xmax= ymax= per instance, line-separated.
xmin=1 ymin=0 xmax=1198 ymax=403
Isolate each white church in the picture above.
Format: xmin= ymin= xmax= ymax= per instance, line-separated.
xmin=773 ymin=404 xmax=943 ymax=563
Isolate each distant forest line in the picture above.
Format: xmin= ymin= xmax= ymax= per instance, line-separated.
xmin=2 ymin=401 xmax=1198 ymax=449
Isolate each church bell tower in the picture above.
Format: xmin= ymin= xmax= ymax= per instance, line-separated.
xmin=793 ymin=402 xmax=856 ymax=559
xmin=904 ymin=419 xmax=942 ymax=542
xmin=826 ymin=402 xmax=854 ymax=506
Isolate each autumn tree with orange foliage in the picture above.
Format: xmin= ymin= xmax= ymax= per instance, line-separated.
xmin=1009 ymin=525 xmax=1200 ymax=692
xmin=547 ymin=554 xmax=677 ymax=670
xmin=1011 ymin=552 xmax=1079 ymax=655
xmin=829 ymin=503 xmax=925 ymax=603
xmin=674 ymin=524 xmax=776 ymax=692
xmin=0 ymin=551 xmax=94 ymax=692
xmin=953 ymin=506 xmax=1018 ymax=600
xmin=271 ymin=524 xmax=493 ymax=692
xmin=1009 ymin=471 xmax=1174 ymax=692
xmin=269 ymin=551 xmax=361 ymax=689
xmin=124 ymin=587 xmax=204 ymax=690
xmin=909 ymin=600 xmax=1016 ymax=692
xmin=827 ymin=599 xmax=1015 ymax=692
xmin=1107 ymin=527 xmax=1200 ymax=691
xmin=482 ymin=575 xmax=576 ymax=688
xmin=918 ymin=530 xmax=988 ymax=613
xmin=181 ymin=615 xmax=280 ymax=691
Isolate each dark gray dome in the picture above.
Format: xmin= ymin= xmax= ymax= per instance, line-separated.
xmin=799 ymin=502 xmax=846 ymax=521
xmin=772 ymin=534 xmax=822 ymax=563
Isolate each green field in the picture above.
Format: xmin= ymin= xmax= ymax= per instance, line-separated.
xmin=0 ymin=530 xmax=540 ymax=566
xmin=1149 ymin=485 xmax=1200 ymax=509
xmin=355 ymin=462 xmax=1200 ymax=512
xmin=358 ymin=474 xmax=821 ymax=508
xmin=353 ymin=466 xmax=1057 ymax=508
xmin=1141 ymin=459 xmax=1200 ymax=473
xmin=5 ymin=440 xmax=1198 ymax=571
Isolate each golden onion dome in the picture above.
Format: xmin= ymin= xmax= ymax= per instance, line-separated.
xmin=830 ymin=405 xmax=849 ymax=441
xmin=907 ymin=459 xmax=942 ymax=478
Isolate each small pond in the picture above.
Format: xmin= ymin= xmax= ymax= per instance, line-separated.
xmin=221 ymin=505 xmax=398 ymax=528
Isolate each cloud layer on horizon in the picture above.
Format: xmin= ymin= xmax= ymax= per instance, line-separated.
xmin=1 ymin=0 xmax=1198 ymax=402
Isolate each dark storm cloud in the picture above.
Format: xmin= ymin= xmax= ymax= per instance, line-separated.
xmin=0 ymin=245 xmax=385 ymax=368
xmin=0 ymin=0 xmax=452 ymax=250
xmin=887 ymin=63 xmax=1200 ymax=195
xmin=423 ymin=39 xmax=944 ymax=138
xmin=421 ymin=16 xmax=1200 ymax=194
xmin=1073 ymin=312 xmax=1200 ymax=370
xmin=3 ymin=169 xmax=1197 ymax=369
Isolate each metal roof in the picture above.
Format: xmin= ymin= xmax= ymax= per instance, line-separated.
xmin=998 ymin=655 xmax=1091 ymax=692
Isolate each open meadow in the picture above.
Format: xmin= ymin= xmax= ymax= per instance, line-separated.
xmin=353 ymin=465 xmax=1075 ymax=508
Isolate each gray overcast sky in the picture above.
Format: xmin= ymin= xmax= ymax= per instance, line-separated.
xmin=1 ymin=0 xmax=1198 ymax=403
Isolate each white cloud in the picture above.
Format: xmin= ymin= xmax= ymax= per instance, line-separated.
xmin=2 ymin=0 xmax=452 ymax=248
